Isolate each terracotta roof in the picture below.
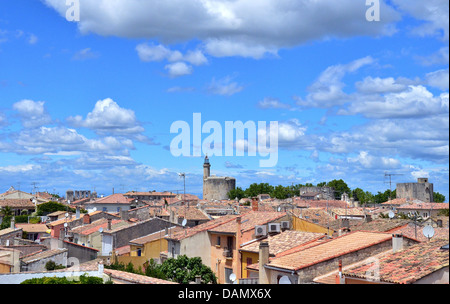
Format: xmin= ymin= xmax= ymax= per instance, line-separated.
xmin=397 ymin=202 xmax=449 ymax=210
xmin=240 ymin=230 xmax=326 ymax=256
xmin=392 ymin=222 xmax=449 ymax=242
xmin=125 ymin=191 xmax=176 ymax=197
xmin=290 ymin=208 xmax=337 ymax=229
xmin=343 ymin=239 xmax=449 ymax=284
xmin=381 ymin=198 xmax=408 ymax=205
xmin=209 ymin=211 xmax=287 ymax=234
xmin=266 ymin=231 xmax=402 ymax=271
xmin=86 ymin=194 xmax=130 ymax=205
xmin=130 ymin=226 xmax=184 ymax=245
xmin=0 ymin=199 xmax=35 ymax=209
xmin=104 ymin=268 xmax=178 ymax=284
xmin=292 ymin=198 xmax=349 ymax=209
xmin=15 ymin=224 xmax=49 ymax=233
xmin=166 ymin=214 xmax=238 ymax=241
xmin=330 ymin=208 xmax=366 ymax=216
xmin=351 ymin=218 xmax=411 ymax=233
xmin=71 ymin=218 xmax=129 ymax=236
xmin=172 ymin=206 xmax=210 ymax=221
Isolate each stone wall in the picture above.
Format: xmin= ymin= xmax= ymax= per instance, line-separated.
xmin=396 ymin=182 xmax=434 ymax=202
xmin=203 ymin=177 xmax=236 ymax=201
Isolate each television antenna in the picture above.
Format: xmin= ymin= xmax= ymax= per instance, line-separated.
xmin=384 ymin=172 xmax=404 ymax=201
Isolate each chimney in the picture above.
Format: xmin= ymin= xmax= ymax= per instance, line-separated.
xmin=83 ymin=214 xmax=91 ymax=225
xmin=10 ymin=217 xmax=15 ymax=230
xmin=107 ymin=218 xmax=112 ymax=231
xmin=251 ymin=197 xmax=258 ymax=212
xmin=335 ymin=260 xmax=345 ymax=284
xmin=76 ymin=206 xmax=80 ymax=219
xmin=392 ymin=234 xmax=403 ymax=253
xmin=195 ymin=275 xmax=202 ymax=284
xmin=259 ymin=241 xmax=270 ymax=284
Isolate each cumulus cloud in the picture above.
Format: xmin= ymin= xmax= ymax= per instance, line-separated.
xmin=72 ymin=47 xmax=99 ymax=60
xmin=12 ymin=99 xmax=52 ymax=128
xmin=67 ymin=98 xmax=150 ymax=142
xmin=295 ymin=56 xmax=374 ymax=108
xmin=165 ymin=62 xmax=193 ymax=78
xmin=43 ymin=0 xmax=400 ymax=58
xmin=257 ymin=97 xmax=291 ymax=110
xmin=425 ymin=69 xmax=449 ymax=91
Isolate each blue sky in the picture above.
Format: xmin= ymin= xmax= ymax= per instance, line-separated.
xmin=0 ymin=0 xmax=448 ymax=200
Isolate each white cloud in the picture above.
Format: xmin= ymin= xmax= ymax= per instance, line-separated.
xmin=392 ymin=0 xmax=449 ymax=41
xmin=67 ymin=98 xmax=147 ymax=139
xmin=257 ymin=97 xmax=291 ymax=110
xmin=425 ymin=69 xmax=449 ymax=91
xmin=206 ymin=76 xmax=244 ymax=96
xmin=355 ymin=76 xmax=407 ymax=94
xmin=12 ymin=99 xmax=52 ymax=128
xmin=28 ymin=34 xmax=38 ymax=45
xmin=43 ymin=0 xmax=400 ymax=58
xmin=165 ymin=62 xmax=193 ymax=78
xmin=72 ymin=48 xmax=99 ymax=60
xmin=295 ymin=56 xmax=374 ymax=108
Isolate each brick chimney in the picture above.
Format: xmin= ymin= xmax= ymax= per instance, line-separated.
xmin=259 ymin=241 xmax=270 ymax=284
xmin=335 ymin=260 xmax=345 ymax=284
xmin=251 ymin=197 xmax=258 ymax=212
xmin=83 ymin=214 xmax=91 ymax=225
xmin=107 ymin=218 xmax=112 ymax=231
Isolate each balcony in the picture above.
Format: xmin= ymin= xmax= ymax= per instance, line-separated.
xmin=222 ymin=248 xmax=233 ymax=258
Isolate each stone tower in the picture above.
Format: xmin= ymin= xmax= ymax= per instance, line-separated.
xmin=396 ymin=178 xmax=434 ymax=202
xmin=203 ymin=155 xmax=211 ymax=179
xmin=202 ymin=156 xmax=236 ymax=201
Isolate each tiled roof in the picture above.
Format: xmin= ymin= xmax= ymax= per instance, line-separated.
xmin=104 ymin=268 xmax=178 ymax=284
xmin=71 ymin=218 xmax=129 ymax=236
xmin=15 ymin=224 xmax=49 ymax=233
xmin=351 ymin=218 xmax=411 ymax=233
xmin=266 ymin=231 xmax=399 ymax=271
xmin=21 ymin=248 xmax=67 ymax=264
xmin=397 ymin=202 xmax=449 ymax=210
xmin=292 ymin=198 xmax=349 ymax=209
xmin=166 ymin=214 xmax=238 ymax=241
xmin=330 ymin=208 xmax=366 ymax=216
xmin=343 ymin=239 xmax=449 ymax=284
xmin=86 ymin=194 xmax=130 ymax=205
xmin=0 ymin=227 xmax=23 ymax=237
xmin=240 ymin=230 xmax=326 ymax=256
xmin=172 ymin=206 xmax=210 ymax=221
xmin=392 ymin=222 xmax=449 ymax=242
xmin=130 ymin=226 xmax=184 ymax=245
xmin=125 ymin=191 xmax=176 ymax=197
xmin=290 ymin=208 xmax=337 ymax=229
xmin=381 ymin=198 xmax=408 ymax=205
xmin=0 ymin=199 xmax=35 ymax=209
xmin=209 ymin=211 xmax=287 ymax=234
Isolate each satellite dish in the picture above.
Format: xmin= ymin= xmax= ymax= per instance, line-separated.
xmin=277 ymin=206 xmax=281 ymax=212
xmin=388 ymin=211 xmax=395 ymax=219
xmin=181 ymin=219 xmax=187 ymax=227
xmin=279 ymin=276 xmax=291 ymax=284
xmin=229 ymin=273 xmax=236 ymax=282
xmin=98 ymin=227 xmax=104 ymax=233
xmin=423 ymin=225 xmax=435 ymax=239
xmin=64 ymin=223 xmax=68 ymax=228
xmin=93 ymin=207 xmax=97 ymax=212
xmin=65 ymin=213 xmax=69 ymax=218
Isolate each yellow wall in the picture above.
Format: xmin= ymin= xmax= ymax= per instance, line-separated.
xmin=241 ymin=251 xmax=259 ymax=279
xmin=118 ymin=238 xmax=169 ymax=269
xmin=0 ymin=263 xmax=11 ymax=274
xmin=292 ymin=216 xmax=333 ymax=236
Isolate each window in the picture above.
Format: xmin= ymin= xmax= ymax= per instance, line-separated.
xmin=137 ymin=248 xmax=142 ymax=256
xmin=246 ymin=257 xmax=252 ymax=266
xmin=217 ymin=236 xmax=221 ymax=246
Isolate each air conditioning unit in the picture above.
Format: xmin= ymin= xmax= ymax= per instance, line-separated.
xmin=268 ymin=223 xmax=281 ymax=233
xmin=255 ymin=225 xmax=267 ymax=237
xmin=281 ymin=221 xmax=290 ymax=230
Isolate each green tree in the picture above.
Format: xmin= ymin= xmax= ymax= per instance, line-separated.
xmin=227 ymin=187 xmax=245 ymax=200
xmin=434 ymin=192 xmax=446 ymax=203
xmin=0 ymin=206 xmax=13 ymax=230
xmin=271 ymin=185 xmax=289 ymax=199
xmin=326 ymin=179 xmax=351 ymax=200
xmin=244 ymin=183 xmax=274 ymax=198
xmin=157 ymin=255 xmax=217 ymax=284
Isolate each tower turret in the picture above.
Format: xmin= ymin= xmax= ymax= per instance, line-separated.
xmin=203 ymin=155 xmax=211 ymax=179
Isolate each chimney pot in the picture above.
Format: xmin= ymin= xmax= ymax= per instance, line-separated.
xmin=392 ymin=234 xmax=404 ymax=253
